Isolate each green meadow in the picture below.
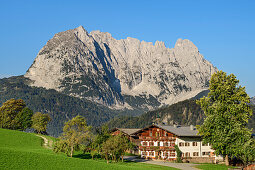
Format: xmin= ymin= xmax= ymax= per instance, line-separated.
xmin=0 ymin=128 xmax=177 ymax=170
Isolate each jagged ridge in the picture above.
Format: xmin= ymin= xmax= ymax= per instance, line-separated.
xmin=25 ymin=26 xmax=217 ymax=110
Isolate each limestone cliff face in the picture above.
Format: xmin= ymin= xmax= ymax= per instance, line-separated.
xmin=25 ymin=26 xmax=217 ymax=110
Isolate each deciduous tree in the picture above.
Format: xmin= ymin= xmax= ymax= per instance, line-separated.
xmin=15 ymin=107 xmax=33 ymax=130
xmin=102 ymin=132 xmax=134 ymax=163
xmin=197 ymin=71 xmax=254 ymax=166
xmin=90 ymin=125 xmax=110 ymax=159
xmin=55 ymin=115 xmax=92 ymax=157
xmin=0 ymin=99 xmax=33 ymax=130
xmin=31 ymin=112 xmax=51 ymax=134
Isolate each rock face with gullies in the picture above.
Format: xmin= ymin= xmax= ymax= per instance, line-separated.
xmin=251 ymin=97 xmax=255 ymax=105
xmin=25 ymin=26 xmax=217 ymax=110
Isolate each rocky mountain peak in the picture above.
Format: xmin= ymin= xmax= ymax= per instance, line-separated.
xmin=175 ymin=38 xmax=198 ymax=52
xmin=25 ymin=26 xmax=217 ymax=111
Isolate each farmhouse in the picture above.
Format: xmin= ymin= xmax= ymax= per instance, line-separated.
xmin=132 ymin=124 xmax=223 ymax=163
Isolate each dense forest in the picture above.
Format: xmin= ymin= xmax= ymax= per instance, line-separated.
xmin=0 ymin=76 xmax=123 ymax=136
xmin=106 ymin=99 xmax=255 ymax=132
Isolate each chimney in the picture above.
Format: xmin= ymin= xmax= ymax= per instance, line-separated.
xmin=190 ymin=125 xmax=194 ymax=130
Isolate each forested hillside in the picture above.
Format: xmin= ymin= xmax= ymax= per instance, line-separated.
xmin=0 ymin=76 xmax=124 ymax=136
xmin=106 ymin=99 xmax=255 ymax=132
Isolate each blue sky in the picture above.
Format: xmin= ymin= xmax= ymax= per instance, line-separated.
xmin=0 ymin=0 xmax=254 ymax=96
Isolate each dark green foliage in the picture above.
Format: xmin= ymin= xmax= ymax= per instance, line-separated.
xmin=90 ymin=125 xmax=111 ymax=159
xmin=16 ymin=107 xmax=33 ymax=131
xmin=106 ymin=99 xmax=255 ymax=132
xmin=102 ymin=133 xmax=134 ymax=163
xmin=174 ymin=145 xmax=182 ymax=163
xmin=0 ymin=98 xmax=33 ymax=130
xmin=197 ymin=71 xmax=255 ymax=166
xmin=0 ymin=76 xmax=121 ymax=136
xmin=106 ymin=99 xmax=205 ymax=129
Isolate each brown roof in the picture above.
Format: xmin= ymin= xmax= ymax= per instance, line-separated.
xmin=112 ymin=128 xmax=141 ymax=136
xmin=133 ymin=124 xmax=200 ymax=137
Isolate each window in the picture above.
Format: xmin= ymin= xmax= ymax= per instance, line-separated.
xmin=202 ymin=152 xmax=210 ymax=156
xmin=169 ymin=151 xmax=175 ymax=157
xmin=193 ymin=152 xmax=199 ymax=157
xmin=164 ymin=142 xmax=169 ymax=147
xmin=149 ymin=131 xmax=152 ymax=136
xmin=149 ymin=142 xmax=154 ymax=146
xmin=157 ymin=142 xmax=160 ymax=146
xmin=192 ymin=142 xmax=197 ymax=146
xmin=185 ymin=142 xmax=190 ymax=146
xmin=179 ymin=142 xmax=184 ymax=147
xmin=164 ymin=152 xmax=169 ymax=157
xmin=142 ymin=142 xmax=148 ymax=146
xmin=149 ymin=152 xmax=154 ymax=156
xmin=185 ymin=152 xmax=190 ymax=157
xmin=170 ymin=142 xmax=175 ymax=147
xmin=142 ymin=152 xmax=147 ymax=156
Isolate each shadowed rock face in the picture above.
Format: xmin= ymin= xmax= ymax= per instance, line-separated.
xmin=251 ymin=97 xmax=255 ymax=105
xmin=25 ymin=26 xmax=217 ymax=110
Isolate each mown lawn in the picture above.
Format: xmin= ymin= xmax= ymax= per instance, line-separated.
xmin=195 ymin=163 xmax=237 ymax=170
xmin=0 ymin=128 xmax=178 ymax=170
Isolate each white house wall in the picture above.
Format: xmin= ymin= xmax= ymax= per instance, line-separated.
xmin=176 ymin=137 xmax=218 ymax=158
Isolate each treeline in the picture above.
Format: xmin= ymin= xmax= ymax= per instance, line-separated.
xmin=105 ymin=99 xmax=205 ymax=129
xmin=54 ymin=115 xmax=134 ymax=163
xmin=0 ymin=76 xmax=121 ymax=136
xmin=106 ymin=99 xmax=255 ymax=132
xmin=0 ymin=99 xmax=51 ymax=134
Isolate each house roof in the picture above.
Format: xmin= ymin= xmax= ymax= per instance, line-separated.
xmin=157 ymin=124 xmax=200 ymax=137
xmin=133 ymin=124 xmax=200 ymax=137
xmin=112 ymin=128 xmax=141 ymax=136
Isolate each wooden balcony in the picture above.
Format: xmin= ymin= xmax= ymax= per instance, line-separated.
xmin=139 ymin=146 xmax=175 ymax=151
xmin=139 ymin=136 xmax=176 ymax=141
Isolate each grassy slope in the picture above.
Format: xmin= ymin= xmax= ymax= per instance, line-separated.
xmin=195 ymin=164 xmax=236 ymax=170
xmin=0 ymin=129 xmax=177 ymax=170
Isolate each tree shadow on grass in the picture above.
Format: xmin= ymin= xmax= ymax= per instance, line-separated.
xmin=73 ymin=153 xmax=92 ymax=159
xmin=72 ymin=154 xmax=141 ymax=164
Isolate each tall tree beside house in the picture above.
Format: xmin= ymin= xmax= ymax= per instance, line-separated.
xmin=102 ymin=132 xmax=134 ymax=163
xmin=90 ymin=125 xmax=110 ymax=159
xmin=197 ymin=71 xmax=254 ymax=166
xmin=0 ymin=99 xmax=33 ymax=130
xmin=31 ymin=112 xmax=51 ymax=134
xmin=115 ymin=132 xmax=134 ymax=162
xmin=54 ymin=115 xmax=92 ymax=157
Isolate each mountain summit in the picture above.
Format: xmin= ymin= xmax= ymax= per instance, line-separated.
xmin=25 ymin=26 xmax=217 ymax=111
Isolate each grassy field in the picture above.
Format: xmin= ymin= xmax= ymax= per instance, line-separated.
xmin=0 ymin=128 xmax=177 ymax=170
xmin=195 ymin=163 xmax=236 ymax=170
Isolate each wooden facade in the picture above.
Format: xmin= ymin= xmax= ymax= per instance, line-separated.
xmin=136 ymin=125 xmax=177 ymax=160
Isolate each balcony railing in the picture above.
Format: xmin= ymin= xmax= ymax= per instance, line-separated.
xmin=139 ymin=136 xmax=176 ymax=141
